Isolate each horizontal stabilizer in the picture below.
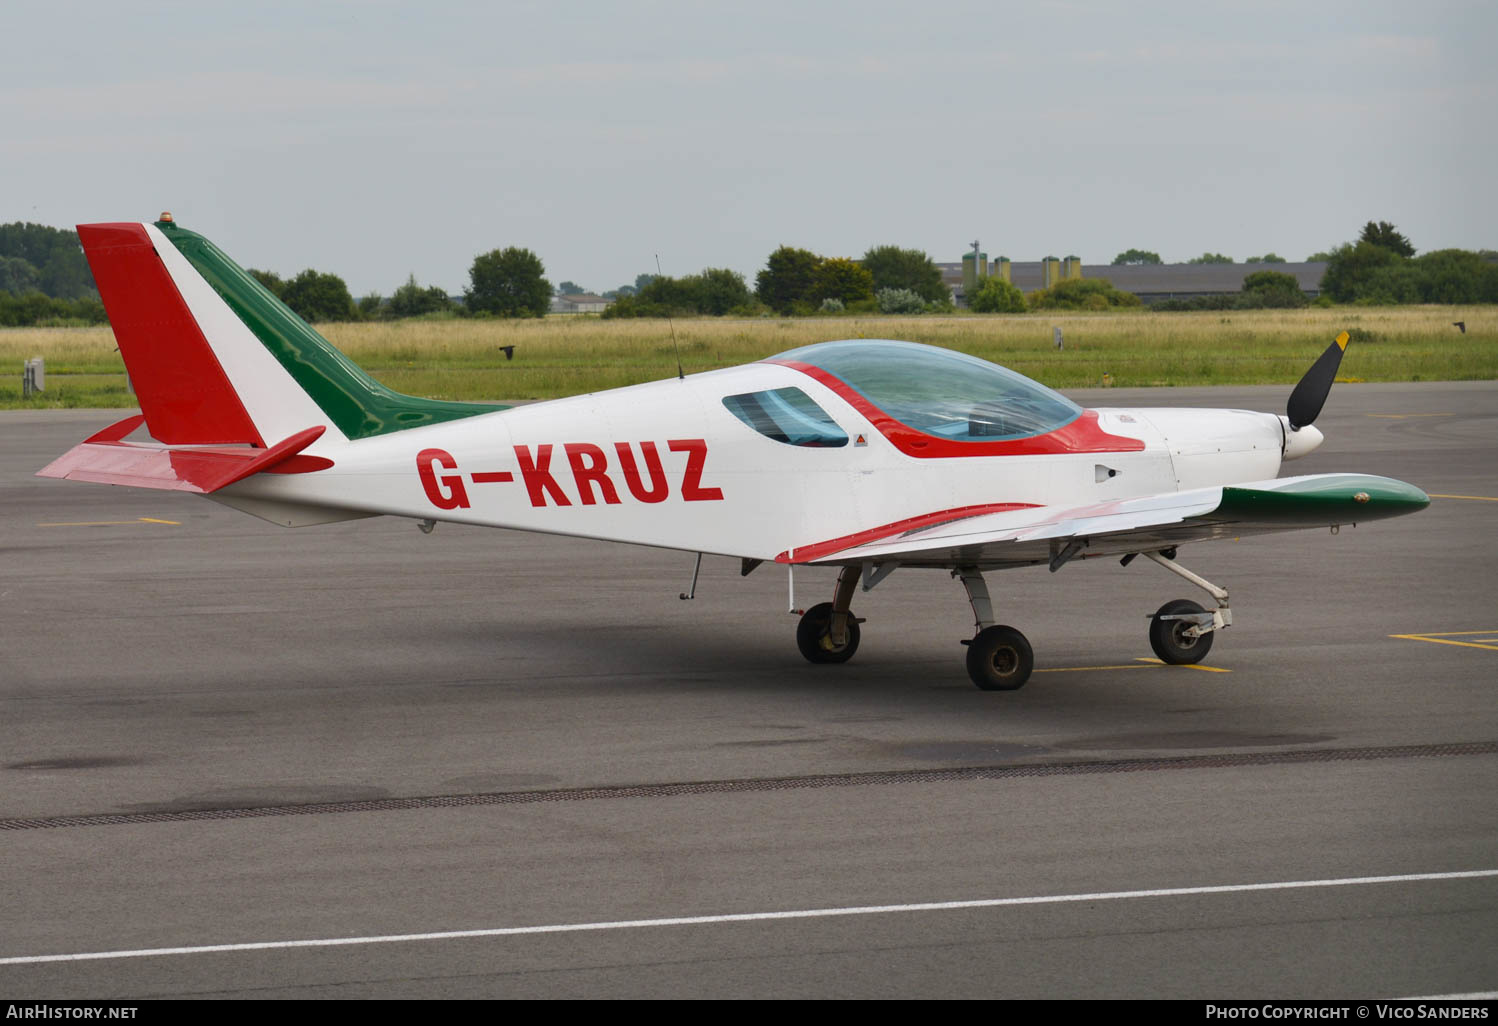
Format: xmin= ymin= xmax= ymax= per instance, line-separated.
xmin=37 ymin=418 xmax=330 ymax=494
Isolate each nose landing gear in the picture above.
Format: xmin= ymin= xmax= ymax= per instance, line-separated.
xmin=1137 ymin=550 xmax=1230 ymax=666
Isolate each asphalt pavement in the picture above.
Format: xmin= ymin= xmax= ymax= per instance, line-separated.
xmin=2 ymin=381 xmax=1495 ymax=998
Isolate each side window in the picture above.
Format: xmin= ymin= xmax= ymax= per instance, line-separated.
xmin=722 ymin=387 xmax=848 ymax=448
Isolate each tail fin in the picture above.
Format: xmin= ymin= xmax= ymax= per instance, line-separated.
xmin=77 ymin=217 xmax=500 ymax=446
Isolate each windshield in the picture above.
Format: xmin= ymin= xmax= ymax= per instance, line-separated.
xmin=771 ymin=339 xmax=1081 ymax=441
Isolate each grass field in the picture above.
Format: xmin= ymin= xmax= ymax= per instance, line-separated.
xmin=2 ymin=306 xmax=1494 ymax=409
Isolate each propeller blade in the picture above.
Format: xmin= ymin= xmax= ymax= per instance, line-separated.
xmin=1286 ymin=331 xmax=1350 ymax=430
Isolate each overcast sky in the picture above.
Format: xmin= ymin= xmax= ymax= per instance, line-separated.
xmin=5 ymin=0 xmax=1493 ymax=296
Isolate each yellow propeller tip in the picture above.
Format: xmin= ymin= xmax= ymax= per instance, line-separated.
xmin=1335 ymin=331 xmax=1350 ymax=350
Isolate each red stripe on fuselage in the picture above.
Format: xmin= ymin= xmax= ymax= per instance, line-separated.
xmin=768 ymin=360 xmax=1143 ymax=458
xmin=777 ymin=501 xmax=1041 ymax=564
xmin=77 ymin=223 xmax=263 ymax=446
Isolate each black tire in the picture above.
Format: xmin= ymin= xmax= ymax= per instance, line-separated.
xmin=796 ymin=602 xmax=861 ymax=664
xmin=966 ymin=625 xmax=1033 ymax=691
xmin=1149 ymin=598 xmax=1214 ymax=665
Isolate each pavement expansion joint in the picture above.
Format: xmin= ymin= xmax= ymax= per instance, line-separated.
xmin=3 ymin=740 xmax=1495 ymax=833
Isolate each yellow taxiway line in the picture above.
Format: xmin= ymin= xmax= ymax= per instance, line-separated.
xmin=1033 ymin=658 xmax=1231 ymax=675
xmin=1134 ymin=657 xmax=1232 ymax=673
xmin=1427 ymin=494 xmax=1498 ymax=502
xmin=37 ymin=517 xmax=181 ymax=527
xmin=1389 ymin=631 xmax=1498 ymax=652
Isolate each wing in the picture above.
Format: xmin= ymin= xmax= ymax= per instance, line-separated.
xmin=777 ymin=473 xmax=1430 ymax=569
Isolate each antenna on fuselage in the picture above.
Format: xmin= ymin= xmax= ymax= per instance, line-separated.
xmin=656 ymin=253 xmax=683 ymax=381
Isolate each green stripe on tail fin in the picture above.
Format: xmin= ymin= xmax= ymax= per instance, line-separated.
xmin=156 ymin=220 xmax=504 ymax=440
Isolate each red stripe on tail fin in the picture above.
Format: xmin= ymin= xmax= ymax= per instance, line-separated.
xmin=77 ymin=223 xmax=264 ymax=446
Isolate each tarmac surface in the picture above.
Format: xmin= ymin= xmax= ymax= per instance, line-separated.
xmin=2 ymin=381 xmax=1496 ymax=998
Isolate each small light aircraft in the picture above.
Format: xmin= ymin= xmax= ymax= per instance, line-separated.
xmin=41 ymin=217 xmax=1430 ymax=690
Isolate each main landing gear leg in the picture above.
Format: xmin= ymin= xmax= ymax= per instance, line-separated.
xmin=955 ymin=566 xmax=1034 ymax=691
xmin=796 ymin=566 xmax=862 ymax=664
xmin=1140 ymin=550 xmax=1231 ymax=665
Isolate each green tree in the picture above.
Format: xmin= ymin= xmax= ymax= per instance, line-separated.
xmin=689 ymin=267 xmax=752 ymax=315
xmin=556 ymin=280 xmax=584 ymax=295
xmin=1028 ymin=278 xmax=1140 ymax=310
xmin=860 ymin=245 xmax=946 ymax=302
xmin=0 ymin=292 xmax=107 ymax=327
xmin=280 ymin=269 xmax=356 ymax=322
xmin=1359 ymin=221 xmax=1415 ymax=258
xmin=1245 ymin=253 xmax=1286 ymax=263
xmin=1187 ymin=252 xmax=1234 ymax=264
xmin=388 ymin=274 xmax=452 ymax=318
xmin=812 ymin=257 xmax=874 ymax=305
xmin=1241 ymin=270 xmax=1302 ymax=293
xmin=466 ymin=247 xmax=552 ymax=318
xmin=968 ymin=277 xmax=1026 ymax=313
xmin=1411 ymin=249 xmax=1498 ymax=304
xmin=1239 ymin=270 xmax=1308 ymax=308
xmin=632 ymin=275 xmax=694 ymax=313
xmin=0 ymin=222 xmax=97 ymax=299
xmin=1111 ymin=249 xmax=1162 ymax=266
xmin=1320 ymin=241 xmax=1404 ymax=302
xmin=0 ymin=255 xmax=41 ymax=294
xmin=755 ymin=245 xmax=822 ymax=313
xmin=617 ymin=267 xmax=752 ymax=317
xmin=1307 ymin=250 xmax=1334 ymax=262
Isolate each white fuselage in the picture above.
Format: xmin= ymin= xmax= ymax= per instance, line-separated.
xmin=215 ymin=362 xmax=1293 ymax=561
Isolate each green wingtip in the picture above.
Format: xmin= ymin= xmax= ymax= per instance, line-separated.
xmin=1212 ymin=475 xmax=1430 ymax=526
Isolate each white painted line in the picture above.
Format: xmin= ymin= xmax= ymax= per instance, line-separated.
xmin=2 ymin=869 xmax=1494 ymax=967
xmin=1401 ymin=992 xmax=1498 ymax=1000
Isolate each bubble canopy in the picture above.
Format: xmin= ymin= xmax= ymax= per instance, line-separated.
xmin=770 ymin=339 xmax=1081 ymax=443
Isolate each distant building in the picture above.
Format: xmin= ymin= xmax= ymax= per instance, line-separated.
xmin=937 ymin=260 xmax=1327 ymax=306
xmin=550 ymin=293 xmax=611 ymax=314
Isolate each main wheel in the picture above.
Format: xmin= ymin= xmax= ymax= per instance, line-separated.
xmin=796 ymin=602 xmax=861 ymax=664
xmin=966 ymin=625 xmax=1033 ymax=691
xmin=1149 ymin=598 xmax=1214 ymax=664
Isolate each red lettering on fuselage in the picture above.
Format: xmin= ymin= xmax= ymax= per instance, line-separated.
xmin=668 ymin=439 xmax=725 ymax=502
xmin=514 ymin=444 xmax=572 ymax=507
xmin=564 ymin=443 xmax=621 ymax=505
xmin=416 ymin=448 xmax=471 ymax=510
xmin=421 ymin=441 xmax=724 ymax=509
xmin=614 ymin=441 xmax=669 ymax=503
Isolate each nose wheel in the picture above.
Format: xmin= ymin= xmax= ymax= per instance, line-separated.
xmin=1136 ymin=551 xmax=1229 ymax=666
xmin=1149 ymin=598 xmax=1214 ymax=664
